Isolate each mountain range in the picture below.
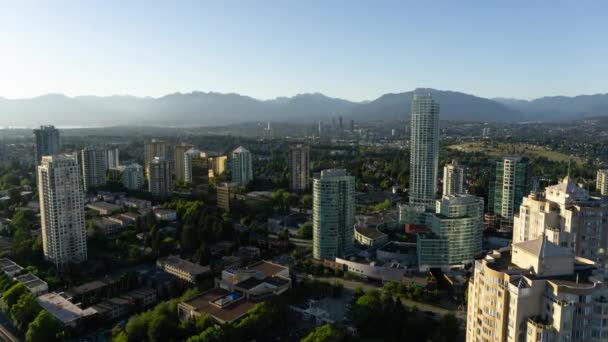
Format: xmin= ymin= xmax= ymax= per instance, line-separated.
xmin=1 ymin=88 xmax=608 ymax=127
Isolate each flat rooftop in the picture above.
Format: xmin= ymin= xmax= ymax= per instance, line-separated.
xmin=87 ymin=202 xmax=121 ymax=211
xmin=37 ymin=293 xmax=97 ymax=325
xmin=181 ymin=288 xmax=256 ymax=324
xmin=158 ymin=256 xmax=211 ymax=275
xmin=355 ymin=226 xmax=387 ymax=240
xmin=246 ymin=261 xmax=287 ymax=277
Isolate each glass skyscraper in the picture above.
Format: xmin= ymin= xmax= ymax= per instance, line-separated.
xmin=488 ymin=156 xmax=530 ymax=229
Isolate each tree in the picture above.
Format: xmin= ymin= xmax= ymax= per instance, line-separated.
xmin=2 ymin=283 xmax=28 ymax=311
xmin=10 ymin=293 xmax=41 ymax=330
xmin=297 ymin=222 xmax=313 ymax=239
xmin=147 ymin=313 xmax=177 ymax=342
xmin=26 ymin=310 xmax=63 ymax=342
xmin=302 ymin=324 xmax=344 ymax=342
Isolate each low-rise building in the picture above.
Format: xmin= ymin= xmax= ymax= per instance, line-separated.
xmin=153 ymin=208 xmax=177 ymax=222
xmin=376 ymin=241 xmax=417 ymax=266
xmin=354 ymin=225 xmax=388 ymax=248
xmin=331 ymin=257 xmax=408 ymax=283
xmin=122 ymin=197 xmax=152 ymax=211
xmin=37 ymin=292 xmax=97 ymax=327
xmin=156 ymin=255 xmax=211 ymax=284
xmin=15 ymin=273 xmax=49 ymax=296
xmin=92 ymin=217 xmax=125 ymax=235
xmin=0 ymin=258 xmax=23 ymax=277
xmin=87 ymin=201 xmax=122 ymax=216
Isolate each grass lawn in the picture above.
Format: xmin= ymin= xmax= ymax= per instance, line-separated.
xmin=447 ymin=142 xmax=584 ymax=165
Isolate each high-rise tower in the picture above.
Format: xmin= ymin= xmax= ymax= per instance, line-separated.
xmin=409 ymin=93 xmax=440 ymax=209
xmin=231 ymin=146 xmax=253 ymax=186
xmin=288 ymin=143 xmax=310 ymax=192
xmin=34 ymin=125 xmax=60 ymax=165
xmin=442 ymin=160 xmax=466 ymax=197
xmin=81 ymin=146 xmax=108 ymax=191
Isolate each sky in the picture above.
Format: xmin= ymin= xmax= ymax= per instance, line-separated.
xmin=1 ymin=0 xmax=607 ymax=101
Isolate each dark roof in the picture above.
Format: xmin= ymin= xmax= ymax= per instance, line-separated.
xmin=355 ymin=226 xmax=387 ymax=240
xmin=181 ymin=289 xmax=256 ymax=324
xmin=247 ymin=261 xmax=287 ymax=277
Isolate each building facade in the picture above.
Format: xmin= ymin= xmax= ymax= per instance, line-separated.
xmin=409 ymin=93 xmax=440 ymax=209
xmin=122 ymin=163 xmax=144 ymax=190
xmin=313 ymin=169 xmax=355 ymax=260
xmin=513 ymin=176 xmax=608 ymax=263
xmin=288 ymin=143 xmax=310 ymax=192
xmin=34 ymin=125 xmax=60 ymax=165
xmin=217 ymin=182 xmax=238 ymax=213
xmin=442 ymin=160 xmax=466 ymax=197
xmin=147 ymin=157 xmax=172 ymax=199
xmin=597 ymin=169 xmax=608 ymax=196
xmin=417 ymin=194 xmax=484 ymax=271
xmin=173 ymin=142 xmax=194 ymax=181
xmin=231 ymin=146 xmax=253 ymax=186
xmin=81 ymin=146 xmax=108 ymax=191
xmin=208 ymin=155 xmax=227 ymax=179
xmin=488 ymin=157 xmax=531 ymax=229
xmin=466 ymin=238 xmax=608 ymax=342
xmin=144 ymin=139 xmax=168 ymax=178
xmin=38 ymin=155 xmax=87 ymax=268
xmin=106 ymin=147 xmax=120 ymax=169
xmin=184 ymin=149 xmax=209 ymax=189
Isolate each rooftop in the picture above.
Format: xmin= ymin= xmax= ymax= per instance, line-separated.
xmin=246 ymin=261 xmax=288 ymax=278
xmin=354 ymin=226 xmax=387 ymax=240
xmin=157 ymin=256 xmax=211 ymax=275
xmin=514 ymin=238 xmax=573 ymax=258
xmin=87 ymin=201 xmax=121 ymax=212
xmin=37 ymin=293 xmax=97 ymax=325
xmin=181 ymin=288 xmax=256 ymax=324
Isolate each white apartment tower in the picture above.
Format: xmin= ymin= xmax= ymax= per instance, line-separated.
xmin=148 ymin=157 xmax=172 ymax=198
xmin=81 ymin=146 xmax=108 ymax=191
xmin=231 ymin=146 xmax=253 ymax=186
xmin=288 ymin=143 xmax=310 ymax=192
xmin=106 ymin=147 xmax=120 ymax=169
xmin=122 ymin=163 xmax=144 ymax=190
xmin=409 ymin=93 xmax=440 ymax=209
xmin=38 ymin=155 xmax=87 ymax=268
xmin=597 ymin=169 xmax=608 ymax=196
xmin=442 ymin=160 xmax=465 ymax=197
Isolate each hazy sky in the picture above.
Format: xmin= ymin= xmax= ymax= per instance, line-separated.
xmin=1 ymin=1 xmax=607 ymax=101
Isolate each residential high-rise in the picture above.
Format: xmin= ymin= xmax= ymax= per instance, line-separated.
xmin=34 ymin=125 xmax=60 ymax=165
xmin=122 ymin=163 xmax=144 ymax=190
xmin=38 ymin=155 xmax=87 ymax=268
xmin=231 ymin=146 xmax=253 ymax=186
xmin=597 ymin=169 xmax=608 ymax=196
xmin=442 ymin=160 xmax=465 ymax=197
xmin=106 ymin=147 xmax=120 ymax=169
xmin=488 ymin=156 xmax=531 ymax=228
xmin=81 ymin=146 xmax=108 ymax=191
xmin=147 ymin=157 xmax=172 ymax=199
xmin=409 ymin=93 xmax=440 ymax=209
xmin=466 ymin=238 xmax=608 ymax=342
xmin=144 ymin=139 xmax=169 ymax=178
xmin=184 ymin=148 xmax=209 ymax=189
xmin=217 ymin=182 xmax=238 ymax=212
xmin=313 ymin=169 xmax=355 ymax=260
xmin=416 ymin=194 xmax=484 ymax=271
xmin=207 ymin=155 xmax=227 ymax=179
xmin=174 ymin=142 xmax=194 ymax=182
xmin=513 ymin=176 xmax=608 ymax=263
xmin=288 ymin=143 xmax=310 ymax=192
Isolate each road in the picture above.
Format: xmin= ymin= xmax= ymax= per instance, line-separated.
xmin=297 ymin=274 xmax=466 ymax=320
xmin=0 ymin=309 xmax=20 ymax=342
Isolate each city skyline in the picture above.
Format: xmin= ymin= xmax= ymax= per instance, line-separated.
xmin=2 ymin=1 xmax=607 ymax=101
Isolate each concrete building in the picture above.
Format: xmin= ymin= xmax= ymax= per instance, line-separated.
xmin=184 ymin=148 xmax=209 ymax=189
xmin=106 ymin=147 xmax=120 ymax=169
xmin=38 ymin=155 xmax=87 ymax=269
xmin=122 ymin=163 xmax=144 ymax=190
xmin=217 ymin=182 xmax=238 ymax=212
xmin=144 ymin=139 xmax=168 ymax=178
xmin=86 ymin=201 xmax=121 ymax=216
xmin=156 ymin=255 xmax=211 ymax=284
xmin=488 ymin=157 xmax=531 ymax=229
xmin=442 ymin=160 xmax=465 ymax=197
xmin=208 ymin=155 xmax=227 ymax=179
xmin=417 ymin=194 xmax=484 ymax=271
xmin=409 ymin=93 xmax=440 ymax=209
xmin=81 ymin=146 xmax=108 ymax=191
xmin=513 ymin=176 xmax=608 ymax=263
xmin=34 ymin=125 xmax=60 ymax=165
xmin=173 ymin=142 xmax=194 ymax=181
xmin=466 ymin=238 xmax=608 ymax=342
xmin=313 ymin=169 xmax=355 ymax=260
xmin=288 ymin=143 xmax=310 ymax=192
xmin=354 ymin=225 xmax=388 ymax=248
xmin=147 ymin=157 xmax=172 ymax=199
xmin=597 ymin=169 xmax=608 ymax=196
xmin=231 ymin=146 xmax=253 ymax=186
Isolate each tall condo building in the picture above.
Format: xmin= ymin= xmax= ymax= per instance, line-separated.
xmin=597 ymin=169 xmax=608 ymax=196
xmin=173 ymin=142 xmax=194 ymax=181
xmin=288 ymin=143 xmax=310 ymax=192
xmin=148 ymin=157 xmax=172 ymax=199
xmin=106 ymin=147 xmax=120 ymax=169
xmin=466 ymin=238 xmax=608 ymax=342
xmin=488 ymin=156 xmax=531 ymax=229
xmin=231 ymin=146 xmax=253 ymax=186
xmin=144 ymin=139 xmax=169 ymax=178
xmin=38 ymin=155 xmax=87 ymax=268
xmin=442 ymin=160 xmax=466 ymax=197
xmin=81 ymin=146 xmax=108 ymax=191
xmin=312 ymin=169 xmax=355 ymax=260
xmin=513 ymin=176 xmax=608 ymax=263
xmin=34 ymin=125 xmax=60 ymax=165
xmin=184 ymin=148 xmax=209 ymax=189
xmin=122 ymin=163 xmax=144 ymax=190
xmin=207 ymin=155 xmax=227 ymax=179
xmin=416 ymin=194 xmax=484 ymax=271
xmin=409 ymin=93 xmax=440 ymax=209
xmin=217 ymin=182 xmax=238 ymax=213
